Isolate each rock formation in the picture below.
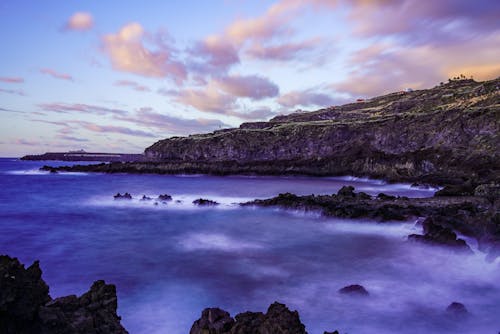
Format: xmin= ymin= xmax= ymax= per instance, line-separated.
xmin=0 ymin=255 xmax=127 ymax=334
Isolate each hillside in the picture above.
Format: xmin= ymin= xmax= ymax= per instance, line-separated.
xmin=48 ymin=78 xmax=499 ymax=185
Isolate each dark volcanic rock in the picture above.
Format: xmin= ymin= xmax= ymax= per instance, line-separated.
xmin=114 ymin=192 xmax=132 ymax=200
xmin=446 ymin=302 xmax=468 ymax=316
xmin=141 ymin=195 xmax=153 ymax=201
xmin=193 ymin=198 xmax=219 ymax=206
xmin=337 ymin=185 xmax=355 ymax=197
xmin=158 ymin=194 xmax=173 ymax=201
xmin=0 ymin=255 xmax=127 ymax=334
xmin=408 ymin=217 xmax=472 ymax=251
xmin=189 ymin=308 xmax=234 ymax=334
xmin=190 ymin=302 xmax=307 ymax=334
xmin=338 ymin=284 xmax=369 ymax=296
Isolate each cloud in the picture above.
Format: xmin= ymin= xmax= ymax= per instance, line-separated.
xmin=114 ymin=80 xmax=151 ymax=92
xmin=188 ymin=37 xmax=240 ymax=74
xmin=14 ymin=139 xmax=40 ymax=146
xmin=278 ymin=90 xmax=337 ymax=108
xmin=102 ymin=23 xmax=186 ymax=82
xmin=116 ymin=107 xmax=229 ymax=134
xmin=245 ymin=38 xmax=322 ymax=61
xmin=0 ymin=88 xmax=25 ymax=96
xmin=214 ymin=75 xmax=279 ymax=100
xmin=65 ymin=12 xmax=94 ymax=31
xmin=57 ymin=135 xmax=89 ymax=142
xmin=72 ymin=120 xmax=156 ymax=138
xmin=174 ymin=84 xmax=236 ymax=114
xmin=40 ymin=68 xmax=73 ymax=81
xmin=0 ymin=77 xmax=24 ymax=83
xmin=38 ymin=103 xmax=128 ymax=116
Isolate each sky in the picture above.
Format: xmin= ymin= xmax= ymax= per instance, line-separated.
xmin=1 ymin=0 xmax=499 ymax=157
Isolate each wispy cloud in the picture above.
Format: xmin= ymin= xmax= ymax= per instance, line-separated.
xmin=116 ymin=107 xmax=229 ymax=134
xmin=72 ymin=120 xmax=156 ymax=138
xmin=0 ymin=77 xmax=24 ymax=83
xmin=214 ymin=75 xmax=279 ymax=100
xmin=0 ymin=88 xmax=26 ymax=96
xmin=114 ymin=80 xmax=151 ymax=92
xmin=64 ymin=12 xmax=94 ymax=31
xmin=38 ymin=103 xmax=128 ymax=116
xmin=40 ymin=68 xmax=73 ymax=81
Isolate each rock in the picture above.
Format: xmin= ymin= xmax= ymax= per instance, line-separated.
xmin=114 ymin=192 xmax=132 ymax=200
xmin=0 ymin=255 xmax=128 ymax=334
xmin=435 ymin=183 xmax=475 ymax=197
xmin=141 ymin=195 xmax=153 ymax=201
xmin=338 ymin=284 xmax=369 ymax=296
xmin=193 ymin=198 xmax=219 ymax=206
xmin=337 ymin=186 xmax=355 ymax=197
xmin=446 ymin=302 xmax=468 ymax=316
xmin=158 ymin=194 xmax=173 ymax=201
xmin=377 ymin=193 xmax=396 ymax=200
xmin=408 ymin=217 xmax=472 ymax=252
xmin=189 ymin=302 xmax=307 ymax=334
xmin=189 ymin=308 xmax=234 ymax=334
xmin=324 ymin=332 xmax=340 ymax=334
xmin=474 ymin=183 xmax=500 ymax=202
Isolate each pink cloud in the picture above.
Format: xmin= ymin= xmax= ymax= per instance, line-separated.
xmin=38 ymin=103 xmax=128 ymax=116
xmin=40 ymin=68 xmax=73 ymax=81
xmin=175 ymin=85 xmax=236 ymax=114
xmin=72 ymin=120 xmax=156 ymax=138
xmin=102 ymin=23 xmax=186 ymax=82
xmin=65 ymin=12 xmax=94 ymax=31
xmin=0 ymin=77 xmax=24 ymax=83
xmin=214 ymin=75 xmax=279 ymax=100
xmin=114 ymin=80 xmax=151 ymax=92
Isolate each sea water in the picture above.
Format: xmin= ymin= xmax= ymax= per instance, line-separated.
xmin=0 ymin=158 xmax=498 ymax=334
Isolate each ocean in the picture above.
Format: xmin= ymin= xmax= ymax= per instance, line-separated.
xmin=0 ymin=158 xmax=499 ymax=333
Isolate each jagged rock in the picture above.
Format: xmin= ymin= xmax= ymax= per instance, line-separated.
xmin=190 ymin=302 xmax=307 ymax=334
xmin=337 ymin=186 xmax=355 ymax=197
xmin=189 ymin=308 xmax=235 ymax=334
xmin=474 ymin=183 xmax=500 ymax=202
xmin=193 ymin=198 xmax=219 ymax=206
xmin=141 ymin=195 xmax=153 ymax=201
xmin=114 ymin=193 xmax=132 ymax=200
xmin=338 ymin=284 xmax=369 ymax=296
xmin=435 ymin=183 xmax=476 ymax=197
xmin=446 ymin=302 xmax=468 ymax=316
xmin=324 ymin=331 xmax=339 ymax=334
xmin=408 ymin=217 xmax=472 ymax=251
xmin=158 ymin=194 xmax=173 ymax=201
xmin=0 ymin=255 xmax=128 ymax=334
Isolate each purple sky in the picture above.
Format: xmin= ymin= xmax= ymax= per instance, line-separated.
xmin=1 ymin=0 xmax=499 ymax=156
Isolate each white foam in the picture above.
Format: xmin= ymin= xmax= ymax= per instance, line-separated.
xmin=322 ymin=219 xmax=420 ymax=237
xmin=178 ymin=232 xmax=263 ymax=252
xmin=6 ymin=169 xmax=50 ymax=175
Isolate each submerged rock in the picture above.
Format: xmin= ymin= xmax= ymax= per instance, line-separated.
xmin=446 ymin=302 xmax=468 ymax=316
xmin=114 ymin=192 xmax=132 ymax=200
xmin=141 ymin=195 xmax=153 ymax=201
xmin=193 ymin=198 xmax=219 ymax=206
xmin=338 ymin=284 xmax=369 ymax=296
xmin=0 ymin=255 xmax=127 ymax=334
xmin=190 ymin=302 xmax=307 ymax=334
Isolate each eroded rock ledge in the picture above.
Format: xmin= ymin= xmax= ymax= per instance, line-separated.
xmin=242 ymin=186 xmax=499 ymax=255
xmin=0 ymin=255 xmax=127 ymax=334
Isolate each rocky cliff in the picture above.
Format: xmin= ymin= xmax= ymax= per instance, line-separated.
xmin=142 ymin=78 xmax=499 ymax=184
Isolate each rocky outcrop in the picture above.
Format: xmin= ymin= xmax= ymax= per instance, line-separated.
xmin=190 ymin=302 xmax=308 ymax=334
xmin=408 ymin=217 xmax=472 ymax=251
xmin=45 ymin=78 xmax=499 ymax=186
xmin=114 ymin=193 xmax=132 ymax=200
xmin=0 ymin=255 xmax=127 ymax=334
xmin=193 ymin=198 xmax=219 ymax=206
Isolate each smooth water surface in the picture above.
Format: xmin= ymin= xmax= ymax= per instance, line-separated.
xmin=0 ymin=158 xmax=498 ymax=334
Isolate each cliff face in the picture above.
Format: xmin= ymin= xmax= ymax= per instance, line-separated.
xmin=145 ymin=78 xmax=499 ymax=183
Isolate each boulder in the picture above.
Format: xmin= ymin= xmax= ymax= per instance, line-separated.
xmin=337 ymin=186 xmax=355 ymax=197
xmin=445 ymin=302 xmax=468 ymax=316
xmin=408 ymin=217 xmax=472 ymax=252
xmin=158 ymin=194 xmax=173 ymax=201
xmin=189 ymin=308 xmax=235 ymax=334
xmin=338 ymin=284 xmax=369 ymax=296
